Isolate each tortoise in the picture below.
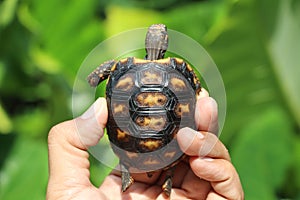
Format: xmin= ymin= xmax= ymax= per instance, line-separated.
xmin=87 ymin=24 xmax=201 ymax=196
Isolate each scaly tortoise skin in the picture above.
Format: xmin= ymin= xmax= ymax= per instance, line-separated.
xmin=87 ymin=24 xmax=201 ymax=196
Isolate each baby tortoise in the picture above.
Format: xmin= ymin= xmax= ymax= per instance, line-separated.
xmin=88 ymin=24 xmax=201 ymax=196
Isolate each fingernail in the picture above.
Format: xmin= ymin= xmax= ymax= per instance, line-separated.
xmin=76 ymin=98 xmax=106 ymax=147
xmin=80 ymin=98 xmax=104 ymax=120
xmin=196 ymin=97 xmax=219 ymax=134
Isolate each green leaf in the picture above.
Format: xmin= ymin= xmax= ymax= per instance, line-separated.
xmin=17 ymin=3 xmax=40 ymax=34
xmin=0 ymin=102 xmax=12 ymax=134
xmin=30 ymin=46 xmax=62 ymax=74
xmin=0 ymin=60 xmax=4 ymax=86
xmin=206 ymin=0 xmax=292 ymax=143
xmin=89 ymin=133 xmax=118 ymax=185
xmin=104 ymin=1 xmax=229 ymax=43
xmin=268 ymin=0 xmax=300 ymax=127
xmin=29 ymin=0 xmax=104 ymax=79
xmin=231 ymin=107 xmax=293 ymax=200
xmin=13 ymin=108 xmax=50 ymax=138
xmin=0 ymin=0 xmax=18 ymax=27
xmin=0 ymin=137 xmax=48 ymax=200
xmin=89 ymin=157 xmax=112 ymax=187
xmin=293 ymin=136 xmax=300 ymax=193
xmin=105 ymin=5 xmax=162 ymax=36
xmin=163 ymin=1 xmax=230 ymax=44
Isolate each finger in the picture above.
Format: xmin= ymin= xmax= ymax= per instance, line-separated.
xmin=190 ymin=158 xmax=244 ymax=200
xmin=181 ymin=177 xmax=211 ymax=200
xmin=177 ymin=127 xmax=230 ymax=161
xmin=178 ymin=168 xmax=211 ymax=199
xmin=206 ymin=192 xmax=228 ymax=200
xmin=158 ymin=161 xmax=190 ymax=187
xmin=195 ymin=97 xmax=219 ymax=134
xmin=47 ymin=98 xmax=108 ymax=191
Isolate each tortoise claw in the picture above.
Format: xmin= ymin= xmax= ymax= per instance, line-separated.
xmin=162 ymin=167 xmax=175 ymax=196
xmin=162 ymin=176 xmax=172 ymax=197
xmin=121 ymin=164 xmax=134 ymax=192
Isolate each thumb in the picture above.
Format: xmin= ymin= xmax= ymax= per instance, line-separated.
xmin=48 ymin=97 xmax=108 ymax=153
xmin=75 ymin=97 xmax=108 ymax=148
xmin=47 ymin=98 xmax=108 ymax=197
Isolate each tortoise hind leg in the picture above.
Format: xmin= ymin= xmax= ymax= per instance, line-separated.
xmin=162 ymin=168 xmax=174 ymax=197
xmin=120 ymin=163 xmax=134 ymax=192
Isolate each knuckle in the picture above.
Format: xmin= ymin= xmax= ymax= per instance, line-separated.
xmin=48 ymin=120 xmax=73 ymax=145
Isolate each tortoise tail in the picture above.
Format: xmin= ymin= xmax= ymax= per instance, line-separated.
xmin=87 ymin=60 xmax=115 ymax=87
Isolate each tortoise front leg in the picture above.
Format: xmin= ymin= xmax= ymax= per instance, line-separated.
xmin=87 ymin=60 xmax=115 ymax=87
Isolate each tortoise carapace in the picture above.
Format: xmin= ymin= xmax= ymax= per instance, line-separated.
xmin=87 ymin=24 xmax=201 ymax=196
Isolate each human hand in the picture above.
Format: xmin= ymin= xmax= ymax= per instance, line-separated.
xmin=46 ymin=90 xmax=244 ymax=199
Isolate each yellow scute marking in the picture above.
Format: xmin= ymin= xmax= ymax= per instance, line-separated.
xmin=143 ymin=157 xmax=160 ymax=165
xmin=170 ymin=77 xmax=186 ymax=90
xmin=175 ymin=103 xmax=190 ymax=117
xmin=113 ymin=103 xmax=126 ymax=114
xmin=164 ymin=151 xmax=176 ymax=158
xmin=117 ymin=129 xmax=128 ymax=140
xmin=141 ymin=70 xmax=163 ymax=85
xmin=134 ymin=57 xmax=170 ymax=64
xmin=136 ymin=92 xmax=167 ymax=107
xmin=115 ymin=76 xmax=134 ymax=91
xmin=186 ymin=63 xmax=193 ymax=71
xmin=144 ymin=71 xmax=159 ymax=80
xmin=136 ymin=116 xmax=166 ymax=131
xmin=140 ymin=139 xmax=162 ymax=150
xmin=126 ymin=152 xmax=138 ymax=159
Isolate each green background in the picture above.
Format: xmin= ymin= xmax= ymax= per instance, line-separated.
xmin=1 ymin=0 xmax=300 ymax=199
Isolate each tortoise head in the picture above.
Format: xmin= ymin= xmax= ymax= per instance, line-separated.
xmin=145 ymin=24 xmax=168 ymax=60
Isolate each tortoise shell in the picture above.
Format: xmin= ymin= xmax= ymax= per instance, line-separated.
xmin=106 ymin=57 xmax=199 ymax=171
xmin=87 ymin=24 xmax=201 ymax=196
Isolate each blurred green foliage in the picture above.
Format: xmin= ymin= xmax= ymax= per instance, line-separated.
xmin=0 ymin=0 xmax=300 ymax=199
